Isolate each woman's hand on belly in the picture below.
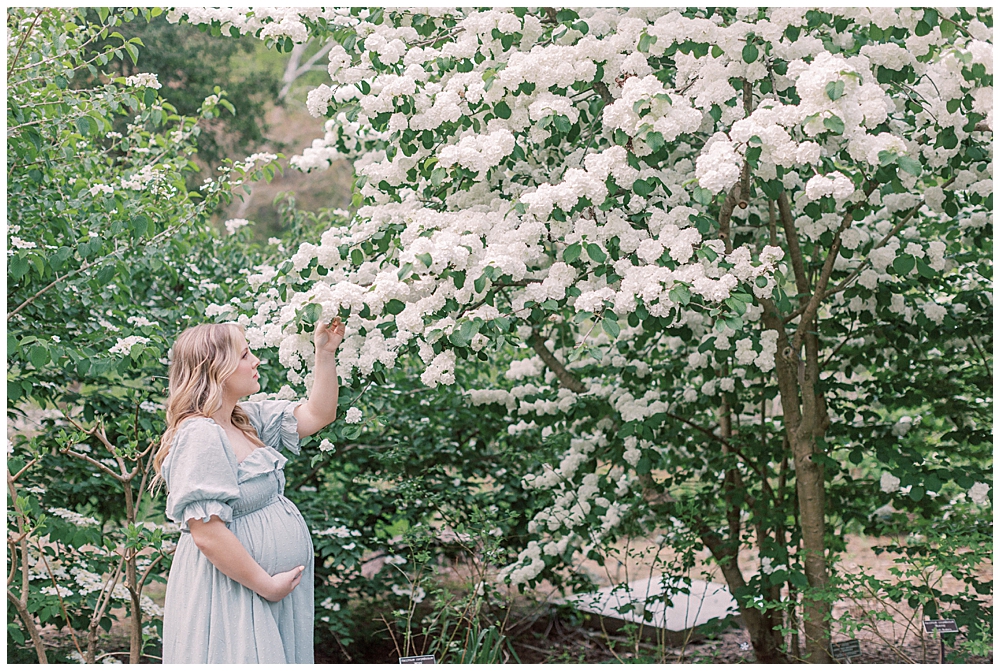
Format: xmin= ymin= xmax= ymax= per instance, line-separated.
xmin=188 ymin=515 xmax=305 ymax=601
xmin=264 ymin=566 xmax=305 ymax=602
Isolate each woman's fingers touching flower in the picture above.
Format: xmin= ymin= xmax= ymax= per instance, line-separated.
xmin=315 ymin=316 xmax=346 ymax=355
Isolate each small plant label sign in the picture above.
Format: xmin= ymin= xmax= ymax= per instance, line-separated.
xmin=399 ymin=655 xmax=436 ymax=664
xmin=830 ymin=639 xmax=862 ymax=660
xmin=923 ymin=619 xmax=959 ymax=633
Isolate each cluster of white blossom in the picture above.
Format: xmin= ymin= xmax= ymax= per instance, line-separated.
xmin=125 ymin=72 xmax=160 ymax=89
xmin=108 ymin=335 xmax=150 ymax=357
xmin=48 ymin=507 xmax=100 ymax=526
xmin=314 ymin=524 xmax=362 ymax=538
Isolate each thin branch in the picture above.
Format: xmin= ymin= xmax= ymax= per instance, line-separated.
xmin=791 ymin=181 xmax=878 ymax=350
xmin=8 ymin=196 xmax=209 ymax=320
xmin=10 ymin=458 xmax=39 ymax=483
xmin=592 ymin=81 xmax=614 ymax=106
xmin=137 ymin=548 xmax=174 ymax=589
xmin=7 ymin=9 xmax=45 ymax=76
xmin=409 ymin=26 xmax=466 ymax=49
xmin=797 ymin=175 xmax=958 ymax=317
xmin=36 ymin=539 xmax=85 ymax=658
xmin=662 ymin=409 xmax=776 ymax=503
xmin=767 ymin=199 xmax=778 ymax=246
xmin=7 ymin=589 xmax=48 ymax=663
xmin=278 ymin=41 xmax=334 ymax=101
xmin=61 ymin=445 xmax=125 ymax=481
xmin=776 ymin=192 xmax=810 ymax=303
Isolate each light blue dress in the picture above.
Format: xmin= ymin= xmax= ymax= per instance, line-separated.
xmin=160 ymin=400 xmax=314 ymax=664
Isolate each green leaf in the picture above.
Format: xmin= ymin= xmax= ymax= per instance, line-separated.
xmin=946 ymin=98 xmax=961 ymax=114
xmin=563 ymin=242 xmax=582 ymax=263
xmin=143 ymin=87 xmax=156 ymax=107
xmin=897 ymin=155 xmax=922 ymax=176
xmin=893 ymin=254 xmax=916 ymax=275
xmin=585 ymin=243 xmax=606 ymax=263
xmin=644 ymin=131 xmax=664 ymax=153
xmin=131 ymin=214 xmax=149 ymax=237
xmin=494 ymin=100 xmax=511 ymax=119
xmin=823 ymin=115 xmax=845 ymax=135
xmin=452 ymin=269 xmax=466 ymax=289
xmin=602 ymin=315 xmax=621 ymax=338
xmin=75 ymin=116 xmax=91 ymax=136
xmin=385 ymin=299 xmax=406 ymax=315
xmin=416 ymin=252 xmax=433 ymax=267
xmin=669 ymin=284 xmax=691 ymax=305
xmin=692 ymin=186 xmax=715 ymax=205
xmin=638 ymin=33 xmax=656 ymax=53
xmin=301 ymin=303 xmax=323 ymax=325
xmin=825 ymin=80 xmax=845 ymax=101
xmin=30 ymin=345 xmax=50 ymax=369
xmin=10 ymin=254 xmax=30 ymax=280
xmin=351 ymin=248 xmax=364 ymax=265
xmin=742 ymin=42 xmax=759 ymax=63
xmin=633 ymin=178 xmax=655 ymax=197
xmin=431 ymin=167 xmax=446 ymax=187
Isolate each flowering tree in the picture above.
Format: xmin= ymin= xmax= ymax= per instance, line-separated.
xmin=171 ymin=7 xmax=993 ymax=662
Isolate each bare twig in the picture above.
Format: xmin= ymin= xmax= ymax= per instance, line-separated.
xmin=7 ymin=9 xmax=45 ymax=76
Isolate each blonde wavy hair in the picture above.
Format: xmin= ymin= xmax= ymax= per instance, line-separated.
xmin=153 ymin=323 xmax=263 ymax=482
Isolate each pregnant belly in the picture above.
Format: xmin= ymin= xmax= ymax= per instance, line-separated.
xmin=230 ymin=496 xmax=313 ymax=574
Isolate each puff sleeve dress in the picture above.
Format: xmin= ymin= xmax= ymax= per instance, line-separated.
xmin=160 ymin=400 xmax=314 ymax=664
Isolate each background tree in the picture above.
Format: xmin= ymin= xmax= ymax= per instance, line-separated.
xmin=90 ymin=12 xmax=284 ymax=169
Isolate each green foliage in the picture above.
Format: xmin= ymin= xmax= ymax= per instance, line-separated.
xmin=90 ymin=13 xmax=283 ymax=168
xmin=6 ymin=7 xmax=284 ymax=662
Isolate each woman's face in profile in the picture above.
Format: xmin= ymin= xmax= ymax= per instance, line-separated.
xmin=226 ymin=341 xmax=261 ymax=398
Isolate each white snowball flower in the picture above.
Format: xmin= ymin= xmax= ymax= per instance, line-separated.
xmin=880 ymin=472 xmax=901 ymax=493
xmin=344 ymin=407 xmax=363 ymax=424
xmin=968 ymin=482 xmax=990 ymax=506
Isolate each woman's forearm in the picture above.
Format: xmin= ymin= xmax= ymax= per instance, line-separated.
xmin=295 ymin=354 xmax=339 ymax=437
xmin=188 ymin=517 xmax=275 ymax=598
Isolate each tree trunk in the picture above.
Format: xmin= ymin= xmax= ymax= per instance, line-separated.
xmin=700 ymin=529 xmax=786 ymax=663
xmin=762 ymin=304 xmax=831 ymax=663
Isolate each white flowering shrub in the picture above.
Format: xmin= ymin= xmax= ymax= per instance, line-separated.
xmin=170 ymin=6 xmax=991 ymax=662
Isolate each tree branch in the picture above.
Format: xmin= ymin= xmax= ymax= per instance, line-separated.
xmin=813 ymin=176 xmax=958 ymax=309
xmin=776 ymin=192 xmax=810 ymax=303
xmin=7 ymin=9 xmax=45 ymax=76
xmin=791 ymin=182 xmax=878 ymax=351
xmin=528 ymin=331 xmax=586 ymax=393
xmin=278 ymin=41 xmax=334 ymax=101
xmin=592 ymin=81 xmax=614 ymax=106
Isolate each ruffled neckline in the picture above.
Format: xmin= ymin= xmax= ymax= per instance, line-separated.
xmin=236 ymin=445 xmax=288 ymax=483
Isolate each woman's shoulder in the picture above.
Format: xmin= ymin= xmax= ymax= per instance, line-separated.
xmin=171 ymin=416 xmax=226 ymax=448
xmin=163 ymin=417 xmax=233 ymax=473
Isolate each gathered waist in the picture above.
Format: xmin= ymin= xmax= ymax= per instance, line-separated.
xmin=232 ymin=494 xmax=299 ymax=520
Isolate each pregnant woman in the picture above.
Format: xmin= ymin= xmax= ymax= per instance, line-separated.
xmin=154 ymin=318 xmax=345 ymax=663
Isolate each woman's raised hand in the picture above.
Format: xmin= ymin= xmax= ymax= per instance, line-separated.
xmin=262 ymin=565 xmax=305 ymax=602
xmin=314 ymin=316 xmax=346 ymax=357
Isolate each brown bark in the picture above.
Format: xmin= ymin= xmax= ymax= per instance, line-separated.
xmin=699 ymin=527 xmax=786 ymax=663
xmin=8 ymin=468 xmax=49 ymax=663
xmin=762 ymin=283 xmax=831 ymax=661
xmin=528 ymin=331 xmax=586 ymax=393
